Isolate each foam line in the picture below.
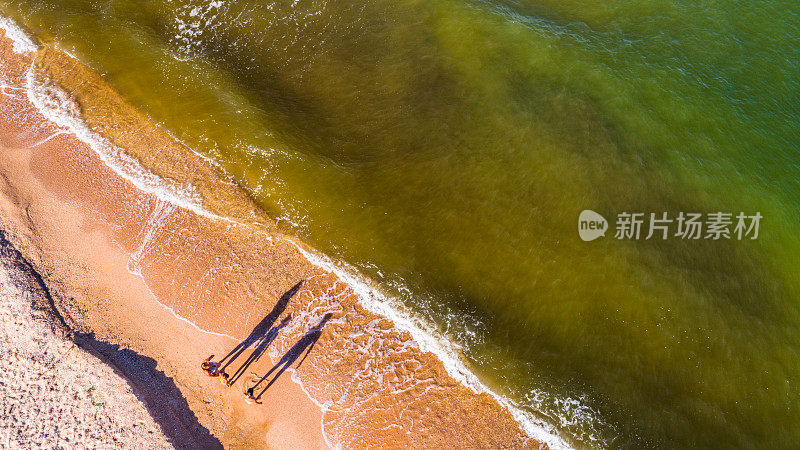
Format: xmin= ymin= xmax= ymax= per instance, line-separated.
xmin=288 ymin=239 xmax=571 ymax=449
xmin=0 ymin=17 xmax=38 ymax=54
xmin=29 ymin=129 xmax=69 ymax=147
xmin=24 ymin=65 xmax=206 ymax=213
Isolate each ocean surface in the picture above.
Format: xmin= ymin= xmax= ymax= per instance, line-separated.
xmin=2 ymin=0 xmax=798 ymax=447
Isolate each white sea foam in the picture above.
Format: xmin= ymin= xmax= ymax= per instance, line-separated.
xmin=171 ymin=0 xmax=229 ymax=59
xmin=289 ymin=239 xmax=572 ymax=449
xmin=0 ymin=17 xmax=38 ymax=54
xmin=0 ymin=11 xmax=224 ymax=222
xmin=23 ymin=59 xmax=230 ymax=222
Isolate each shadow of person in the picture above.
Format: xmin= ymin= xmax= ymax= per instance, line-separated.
xmin=216 ymin=280 xmax=304 ymax=377
xmin=228 ymin=315 xmax=292 ymax=386
xmin=254 ymin=313 xmax=333 ymax=399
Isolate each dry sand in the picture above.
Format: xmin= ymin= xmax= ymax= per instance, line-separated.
xmin=0 ymin=235 xmax=171 ymax=448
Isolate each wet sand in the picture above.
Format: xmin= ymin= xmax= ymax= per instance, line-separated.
xmin=0 ymin=104 xmax=328 ymax=449
xmin=0 ymin=25 xmax=552 ymax=449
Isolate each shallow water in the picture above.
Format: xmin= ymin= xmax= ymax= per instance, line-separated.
xmin=3 ymin=0 xmax=799 ymax=446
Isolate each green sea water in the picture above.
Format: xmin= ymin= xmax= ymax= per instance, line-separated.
xmin=3 ymin=0 xmax=799 ymax=447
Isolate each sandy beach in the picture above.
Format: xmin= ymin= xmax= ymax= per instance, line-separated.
xmin=0 ymin=74 xmax=329 ymax=449
xmin=0 ymin=232 xmax=172 ymax=448
xmin=0 ymin=23 xmax=554 ymax=449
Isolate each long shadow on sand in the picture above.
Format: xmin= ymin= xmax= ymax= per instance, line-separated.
xmin=216 ymin=280 xmax=303 ymax=384
xmin=253 ymin=313 xmax=333 ymax=400
xmin=0 ymin=230 xmax=222 ymax=449
xmin=228 ymin=314 xmax=292 ymax=386
xmin=74 ymin=333 xmax=223 ymax=449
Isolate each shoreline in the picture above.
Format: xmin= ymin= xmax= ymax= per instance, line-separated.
xmin=0 ymin=19 xmax=562 ymax=449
